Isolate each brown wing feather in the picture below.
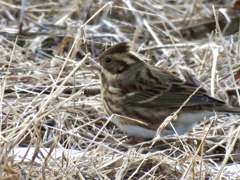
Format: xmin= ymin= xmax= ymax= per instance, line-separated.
xmin=121 ymin=65 xmax=225 ymax=108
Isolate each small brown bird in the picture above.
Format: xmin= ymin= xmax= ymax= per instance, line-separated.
xmin=98 ymin=42 xmax=240 ymax=139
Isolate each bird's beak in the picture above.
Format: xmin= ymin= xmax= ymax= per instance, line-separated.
xmin=85 ymin=57 xmax=101 ymax=72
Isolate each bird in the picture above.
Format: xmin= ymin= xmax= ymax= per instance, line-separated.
xmin=98 ymin=42 xmax=240 ymax=139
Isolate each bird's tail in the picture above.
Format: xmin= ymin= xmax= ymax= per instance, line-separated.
xmin=217 ymin=106 xmax=240 ymax=114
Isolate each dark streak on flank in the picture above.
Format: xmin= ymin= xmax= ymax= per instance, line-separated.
xmin=146 ymin=68 xmax=159 ymax=83
xmin=129 ymin=110 xmax=153 ymax=125
xmin=104 ymin=96 xmax=122 ymax=115
xmin=106 ymin=96 xmax=118 ymax=106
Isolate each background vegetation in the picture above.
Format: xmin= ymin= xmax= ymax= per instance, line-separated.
xmin=0 ymin=0 xmax=240 ymax=179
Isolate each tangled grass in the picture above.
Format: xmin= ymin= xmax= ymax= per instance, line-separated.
xmin=0 ymin=0 xmax=240 ymax=179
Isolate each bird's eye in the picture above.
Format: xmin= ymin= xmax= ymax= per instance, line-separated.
xmin=105 ymin=57 xmax=112 ymax=63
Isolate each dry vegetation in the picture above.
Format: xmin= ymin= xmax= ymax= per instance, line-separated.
xmin=1 ymin=0 xmax=240 ymax=179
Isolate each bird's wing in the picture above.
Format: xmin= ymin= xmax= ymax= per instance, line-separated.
xmin=121 ymin=66 xmax=225 ymax=108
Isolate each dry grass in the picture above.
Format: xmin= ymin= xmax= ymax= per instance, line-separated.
xmin=0 ymin=0 xmax=240 ymax=179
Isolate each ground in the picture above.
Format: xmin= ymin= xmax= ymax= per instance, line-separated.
xmin=0 ymin=0 xmax=240 ymax=179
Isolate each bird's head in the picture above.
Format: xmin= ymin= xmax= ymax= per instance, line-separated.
xmin=98 ymin=42 xmax=144 ymax=75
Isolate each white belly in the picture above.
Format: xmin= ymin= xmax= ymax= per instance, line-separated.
xmin=110 ymin=111 xmax=216 ymax=138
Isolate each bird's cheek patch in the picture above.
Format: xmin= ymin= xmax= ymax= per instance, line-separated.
xmin=117 ymin=66 xmax=124 ymax=73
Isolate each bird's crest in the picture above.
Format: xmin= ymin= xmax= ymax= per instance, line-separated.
xmin=103 ymin=42 xmax=131 ymax=55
